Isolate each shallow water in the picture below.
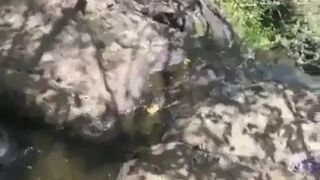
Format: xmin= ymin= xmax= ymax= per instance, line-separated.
xmin=0 ymin=121 xmax=133 ymax=180
xmin=0 ymin=42 xmax=319 ymax=180
xmin=0 ymin=99 xmax=174 ymax=180
xmin=0 ymin=64 xmax=185 ymax=180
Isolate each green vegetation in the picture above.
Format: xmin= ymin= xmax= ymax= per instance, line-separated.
xmin=216 ymin=0 xmax=320 ymax=69
xmin=218 ymin=0 xmax=276 ymax=48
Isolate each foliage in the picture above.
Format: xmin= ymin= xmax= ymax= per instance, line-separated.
xmin=217 ymin=0 xmax=278 ymax=49
xmin=217 ymin=0 xmax=320 ymax=71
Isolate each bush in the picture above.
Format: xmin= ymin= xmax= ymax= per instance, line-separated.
xmin=217 ymin=0 xmax=320 ymax=71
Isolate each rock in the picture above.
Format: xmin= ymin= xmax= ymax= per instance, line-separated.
xmin=302 ymin=63 xmax=320 ymax=76
xmin=117 ymin=142 xmax=227 ymax=180
xmin=0 ymin=0 xmax=235 ymax=140
xmin=118 ymin=80 xmax=320 ymax=179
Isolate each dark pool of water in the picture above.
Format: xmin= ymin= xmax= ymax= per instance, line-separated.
xmin=0 ymin=117 xmax=136 ymax=180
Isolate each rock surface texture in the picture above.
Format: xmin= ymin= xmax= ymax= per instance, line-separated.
xmin=1 ymin=0 xmax=320 ymax=180
xmin=0 ymin=0 xmax=234 ymax=139
xmin=117 ymin=82 xmax=320 ymax=180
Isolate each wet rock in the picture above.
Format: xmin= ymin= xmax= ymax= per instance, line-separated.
xmin=0 ymin=124 xmax=38 ymax=180
xmin=118 ymin=80 xmax=320 ymax=179
xmin=0 ymin=124 xmax=16 ymax=166
xmin=117 ymin=142 xmax=230 ymax=180
xmin=0 ymin=0 xmax=235 ymax=140
xmin=245 ymin=49 xmax=320 ymax=94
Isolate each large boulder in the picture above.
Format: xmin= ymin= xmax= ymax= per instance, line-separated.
xmin=0 ymin=0 xmax=236 ymax=140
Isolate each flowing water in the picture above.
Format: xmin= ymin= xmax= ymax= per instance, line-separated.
xmin=0 ymin=1 xmax=319 ymax=180
xmin=1 ymin=2 xmax=320 ymax=178
xmin=1 ymin=59 xmax=320 ymax=180
xmin=1 ymin=56 xmax=319 ymax=180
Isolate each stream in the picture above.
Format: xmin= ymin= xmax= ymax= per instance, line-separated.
xmin=0 ymin=118 xmax=133 ymax=180
xmin=0 ymin=47 xmax=319 ymax=180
